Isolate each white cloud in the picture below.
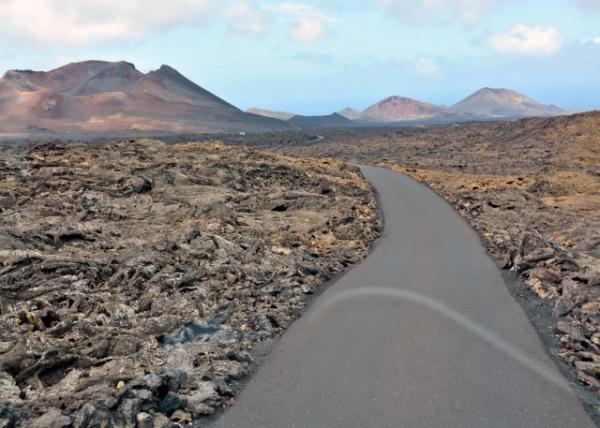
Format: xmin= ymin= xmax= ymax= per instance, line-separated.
xmin=376 ymin=0 xmax=507 ymax=26
xmin=488 ymin=25 xmax=565 ymax=55
xmin=414 ymin=56 xmax=440 ymax=75
xmin=272 ymin=3 xmax=333 ymax=42
xmin=581 ymin=36 xmax=600 ymax=45
xmin=0 ymin=0 xmax=219 ymax=45
xmin=225 ymin=0 xmax=268 ymax=37
xmin=0 ymin=0 xmax=335 ymax=46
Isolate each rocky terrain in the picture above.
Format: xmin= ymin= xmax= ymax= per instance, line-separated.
xmin=0 ymin=140 xmax=380 ymax=427
xmin=241 ymin=111 xmax=600 ymax=412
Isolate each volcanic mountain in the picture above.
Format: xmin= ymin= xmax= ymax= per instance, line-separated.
xmin=287 ymin=113 xmax=355 ymax=129
xmin=246 ymin=108 xmax=297 ymax=121
xmin=451 ymin=87 xmax=564 ymax=117
xmin=338 ymin=108 xmax=362 ymax=120
xmin=359 ymin=96 xmax=445 ymax=122
xmin=0 ymin=60 xmax=293 ymax=134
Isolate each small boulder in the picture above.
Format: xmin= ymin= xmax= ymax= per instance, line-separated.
xmin=159 ymin=391 xmax=185 ymax=415
xmin=136 ymin=413 xmax=153 ymax=428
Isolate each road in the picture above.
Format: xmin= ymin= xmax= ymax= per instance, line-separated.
xmin=213 ymin=166 xmax=594 ymax=428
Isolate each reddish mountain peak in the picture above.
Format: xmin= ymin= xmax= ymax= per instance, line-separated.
xmin=47 ymin=60 xmax=113 ymax=76
xmin=471 ymin=87 xmax=521 ymax=98
xmin=452 ymin=87 xmax=563 ymax=117
xmin=381 ymin=95 xmax=419 ymax=103
xmin=362 ymin=95 xmax=444 ymax=122
xmin=90 ymin=61 xmax=143 ymax=80
xmin=146 ymin=64 xmax=189 ymax=84
xmin=153 ymin=64 xmax=179 ymax=76
xmin=1 ymin=61 xmax=129 ymax=92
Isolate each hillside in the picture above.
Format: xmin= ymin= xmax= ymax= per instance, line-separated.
xmin=287 ymin=113 xmax=355 ymax=129
xmin=452 ymin=87 xmax=564 ymax=117
xmin=359 ymin=96 xmax=445 ymax=122
xmin=0 ymin=61 xmax=293 ymax=135
xmin=338 ymin=108 xmax=362 ymax=120
xmin=246 ymin=108 xmax=296 ymax=121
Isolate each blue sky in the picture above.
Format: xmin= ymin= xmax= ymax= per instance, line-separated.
xmin=0 ymin=0 xmax=598 ymax=114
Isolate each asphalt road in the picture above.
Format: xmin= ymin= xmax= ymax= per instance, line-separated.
xmin=213 ymin=166 xmax=594 ymax=428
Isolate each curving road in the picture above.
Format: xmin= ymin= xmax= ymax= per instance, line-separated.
xmin=213 ymin=166 xmax=594 ymax=428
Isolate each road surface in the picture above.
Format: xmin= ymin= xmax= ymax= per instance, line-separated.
xmin=213 ymin=166 xmax=594 ymax=428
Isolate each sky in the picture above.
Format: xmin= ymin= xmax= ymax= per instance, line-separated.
xmin=0 ymin=0 xmax=598 ymax=114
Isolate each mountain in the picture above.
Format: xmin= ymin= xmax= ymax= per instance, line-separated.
xmin=246 ymin=108 xmax=296 ymax=121
xmin=287 ymin=113 xmax=356 ymax=129
xmin=0 ymin=60 xmax=294 ymax=135
xmin=359 ymin=96 xmax=445 ymax=122
xmin=451 ymin=88 xmax=564 ymax=117
xmin=338 ymin=108 xmax=362 ymax=120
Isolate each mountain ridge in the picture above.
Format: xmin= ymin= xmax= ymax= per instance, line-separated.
xmin=0 ymin=60 xmax=293 ymax=134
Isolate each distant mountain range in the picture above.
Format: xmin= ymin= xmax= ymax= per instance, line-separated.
xmin=250 ymin=87 xmax=567 ymax=129
xmin=341 ymin=88 xmax=565 ymax=124
xmin=0 ymin=60 xmax=293 ymax=134
xmin=0 ymin=60 xmax=571 ymax=134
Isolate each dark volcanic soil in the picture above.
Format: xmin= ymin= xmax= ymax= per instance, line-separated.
xmin=0 ymin=140 xmax=380 ymax=427
xmin=225 ymin=112 xmax=600 ymax=421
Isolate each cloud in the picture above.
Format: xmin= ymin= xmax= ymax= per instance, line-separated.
xmin=488 ymin=25 xmax=565 ymax=55
xmin=376 ymin=0 xmax=507 ymax=26
xmin=573 ymin=0 xmax=600 ymax=10
xmin=414 ymin=56 xmax=440 ymax=75
xmin=225 ymin=0 xmax=268 ymax=37
xmin=0 ymin=0 xmax=218 ymax=45
xmin=272 ymin=3 xmax=333 ymax=42
xmin=0 ymin=0 xmax=336 ymax=46
xmin=581 ymin=36 xmax=600 ymax=45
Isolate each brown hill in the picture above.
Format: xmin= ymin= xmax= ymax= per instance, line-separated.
xmin=360 ymin=96 xmax=445 ymax=122
xmin=0 ymin=60 xmax=293 ymax=134
xmin=451 ymin=87 xmax=564 ymax=117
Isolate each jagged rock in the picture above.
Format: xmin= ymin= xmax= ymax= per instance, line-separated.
xmin=555 ymin=297 xmax=575 ymax=318
xmin=555 ymin=321 xmax=585 ymax=341
xmin=0 ymin=372 xmax=21 ymax=405
xmin=135 ymin=413 xmax=153 ymax=428
xmin=0 ymin=404 xmax=14 ymax=428
xmin=73 ymin=403 xmax=110 ymax=428
xmin=152 ymin=414 xmax=171 ymax=428
xmin=170 ymin=410 xmax=192 ymax=424
xmin=0 ymin=140 xmax=380 ymax=425
xmin=30 ymin=409 xmax=72 ymax=428
xmin=159 ymin=392 xmax=185 ymax=415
